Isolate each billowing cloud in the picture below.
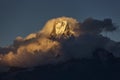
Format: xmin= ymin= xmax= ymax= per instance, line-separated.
xmin=0 ymin=17 xmax=119 ymax=70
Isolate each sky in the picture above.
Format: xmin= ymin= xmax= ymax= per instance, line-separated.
xmin=0 ymin=0 xmax=120 ymax=47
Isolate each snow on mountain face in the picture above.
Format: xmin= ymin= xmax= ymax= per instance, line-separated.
xmin=37 ymin=17 xmax=80 ymax=40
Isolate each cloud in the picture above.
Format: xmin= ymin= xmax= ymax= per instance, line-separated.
xmin=81 ymin=18 xmax=117 ymax=34
xmin=0 ymin=17 xmax=119 ymax=69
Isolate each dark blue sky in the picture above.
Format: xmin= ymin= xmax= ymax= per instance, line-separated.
xmin=0 ymin=0 xmax=120 ymax=46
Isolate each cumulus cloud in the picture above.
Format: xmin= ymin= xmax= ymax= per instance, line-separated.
xmin=0 ymin=17 xmax=119 ymax=69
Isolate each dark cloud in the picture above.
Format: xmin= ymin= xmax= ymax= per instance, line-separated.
xmin=81 ymin=18 xmax=117 ymax=34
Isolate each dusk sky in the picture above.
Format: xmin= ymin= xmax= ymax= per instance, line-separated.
xmin=0 ymin=0 xmax=120 ymax=47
